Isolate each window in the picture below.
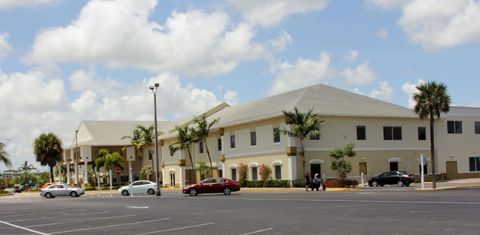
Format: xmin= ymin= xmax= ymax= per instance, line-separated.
xmin=218 ymin=169 xmax=223 ymax=178
xmin=252 ymin=166 xmax=258 ymax=180
xmin=230 ymin=134 xmax=236 ymax=148
xmin=475 ymin=122 xmax=480 ymax=134
xmin=356 ymin=126 xmax=366 ymax=140
xmin=231 ymin=168 xmax=237 ymax=180
xmin=447 ymin=121 xmax=462 ymax=134
xmin=469 ymin=157 xmax=480 ymax=171
xmin=418 ymin=127 xmax=426 ymax=140
xmin=218 ymin=138 xmax=222 ymax=151
xmin=274 ymin=165 xmax=281 ymax=179
xmin=250 ymin=131 xmax=257 ymax=146
xmin=199 ymin=141 xmax=204 ymax=153
xmin=273 ymin=127 xmax=280 ymax=143
xmin=383 ymin=126 xmax=402 ymax=140
xmin=389 ymin=162 xmax=399 ymax=171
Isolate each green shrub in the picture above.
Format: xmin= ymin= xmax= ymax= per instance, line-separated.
xmin=242 ymin=179 xmax=289 ymax=188
xmin=293 ymin=179 xmax=306 ymax=187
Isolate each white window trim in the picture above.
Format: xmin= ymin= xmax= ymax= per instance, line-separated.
xmin=168 ymin=169 xmax=176 ymax=174
xmin=229 ymin=164 xmax=238 ymax=169
xmin=309 ymin=159 xmax=325 ymax=164
xmin=272 ymin=160 xmax=283 ymax=166
xmin=248 ymin=162 xmax=259 ymax=168
xmin=388 ymin=157 xmax=402 ymax=163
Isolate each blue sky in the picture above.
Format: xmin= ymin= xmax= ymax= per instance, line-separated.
xmin=1 ymin=0 xmax=480 ymax=170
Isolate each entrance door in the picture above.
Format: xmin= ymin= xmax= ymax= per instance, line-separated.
xmin=446 ymin=161 xmax=458 ymax=179
xmin=390 ymin=162 xmax=399 ymax=171
xmin=359 ymin=162 xmax=368 ymax=175
xmin=170 ymin=173 xmax=175 ymax=187
xmin=310 ymin=164 xmax=321 ymax=178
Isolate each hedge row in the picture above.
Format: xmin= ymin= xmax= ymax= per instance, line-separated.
xmin=240 ymin=180 xmax=291 ymax=188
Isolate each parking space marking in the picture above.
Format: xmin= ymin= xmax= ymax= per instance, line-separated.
xmin=50 ymin=217 xmax=170 ymax=234
xmin=0 ymin=220 xmax=49 ymax=235
xmin=6 ymin=210 xmax=110 ymax=223
xmin=240 ymin=228 xmax=273 ymax=235
xmin=27 ymin=214 xmax=137 ymax=228
xmin=135 ymin=222 xmax=214 ymax=235
xmin=127 ymin=206 xmax=149 ymax=209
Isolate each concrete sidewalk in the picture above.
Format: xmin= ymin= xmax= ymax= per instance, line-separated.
xmin=415 ymin=178 xmax=480 ymax=191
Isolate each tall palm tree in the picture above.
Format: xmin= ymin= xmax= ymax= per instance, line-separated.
xmin=136 ymin=125 xmax=158 ymax=168
xmin=95 ymin=149 xmax=124 ymax=184
xmin=0 ymin=142 xmax=11 ymax=167
xmin=18 ymin=161 xmax=37 ymax=174
xmin=121 ymin=128 xmax=143 ymax=152
xmin=280 ymin=107 xmax=323 ymax=179
xmin=193 ymin=115 xmax=220 ymax=177
xmin=413 ymin=81 xmax=450 ymax=189
xmin=169 ymin=125 xmax=196 ymax=183
xmin=33 ymin=133 xmax=63 ymax=182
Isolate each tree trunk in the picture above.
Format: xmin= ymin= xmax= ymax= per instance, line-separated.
xmin=430 ymin=115 xmax=436 ymax=189
xmin=187 ymin=147 xmax=195 ymax=183
xmin=204 ymin=138 xmax=214 ymax=177
xmin=300 ymin=139 xmax=305 ymax=178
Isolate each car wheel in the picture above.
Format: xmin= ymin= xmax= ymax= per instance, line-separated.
xmin=122 ymin=190 xmax=129 ymax=196
xmin=397 ymin=181 xmax=404 ymax=187
xmin=70 ymin=191 xmax=78 ymax=197
xmin=223 ymin=187 xmax=232 ymax=195
xmin=147 ymin=188 xmax=155 ymax=195
xmin=45 ymin=192 xmax=53 ymax=199
xmin=371 ymin=181 xmax=378 ymax=187
xmin=189 ymin=188 xmax=198 ymax=196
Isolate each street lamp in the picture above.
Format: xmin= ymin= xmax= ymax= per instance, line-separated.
xmin=149 ymin=83 xmax=161 ymax=196
xmin=75 ymin=129 xmax=79 ymax=187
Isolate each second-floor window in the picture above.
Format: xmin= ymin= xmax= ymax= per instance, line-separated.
xmin=475 ymin=121 xmax=480 ymax=134
xmin=199 ymin=141 xmax=204 ymax=153
xmin=218 ymin=138 xmax=222 ymax=151
xmin=356 ymin=126 xmax=366 ymax=140
xmin=250 ymin=131 xmax=256 ymax=146
xmin=384 ymin=126 xmax=402 ymax=140
xmin=273 ymin=127 xmax=280 ymax=143
xmin=447 ymin=121 xmax=462 ymax=134
xmin=230 ymin=134 xmax=236 ymax=148
xmin=418 ymin=127 xmax=426 ymax=140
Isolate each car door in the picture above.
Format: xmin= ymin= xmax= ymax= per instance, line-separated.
xmin=200 ymin=179 xmax=216 ymax=193
xmin=386 ymin=172 xmax=397 ymax=185
xmin=55 ymin=185 xmax=68 ymax=196
xmin=131 ymin=181 xmax=144 ymax=194
xmin=213 ymin=178 xmax=224 ymax=193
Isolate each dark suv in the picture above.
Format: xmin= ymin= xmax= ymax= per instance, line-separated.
xmin=368 ymin=171 xmax=414 ymax=187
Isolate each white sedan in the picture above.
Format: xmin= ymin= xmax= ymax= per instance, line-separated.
xmin=40 ymin=184 xmax=85 ymax=198
xmin=118 ymin=180 xmax=158 ymax=196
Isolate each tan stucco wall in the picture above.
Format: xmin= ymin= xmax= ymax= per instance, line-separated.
xmin=224 ymin=154 xmax=288 ymax=180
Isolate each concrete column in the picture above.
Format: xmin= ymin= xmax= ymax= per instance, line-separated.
xmin=84 ymin=165 xmax=88 ymax=184
xmin=179 ymin=166 xmax=185 ymax=188
xmin=288 ymin=155 xmax=297 ymax=180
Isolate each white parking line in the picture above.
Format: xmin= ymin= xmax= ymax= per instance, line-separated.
xmin=50 ymin=217 xmax=170 ymax=234
xmin=136 ymin=222 xmax=214 ymax=235
xmin=0 ymin=220 xmax=49 ymax=235
xmin=240 ymin=228 xmax=273 ymax=235
xmin=127 ymin=206 xmax=149 ymax=209
xmin=6 ymin=211 xmax=110 ymax=222
xmin=27 ymin=214 xmax=137 ymax=228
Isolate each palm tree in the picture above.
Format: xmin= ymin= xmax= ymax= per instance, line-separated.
xmin=121 ymin=127 xmax=143 ymax=155
xmin=193 ymin=115 xmax=220 ymax=177
xmin=0 ymin=142 xmax=11 ymax=167
xmin=95 ymin=149 xmax=124 ymax=184
xmin=169 ymin=125 xmax=196 ymax=183
xmin=33 ymin=133 xmax=63 ymax=182
xmin=413 ymin=81 xmax=450 ymax=189
xmin=18 ymin=161 xmax=37 ymax=174
xmin=136 ymin=125 xmax=158 ymax=168
xmin=280 ymin=107 xmax=323 ymax=179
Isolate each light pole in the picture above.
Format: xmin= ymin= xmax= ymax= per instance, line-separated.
xmin=75 ymin=129 xmax=79 ymax=187
xmin=149 ymin=83 xmax=161 ymax=196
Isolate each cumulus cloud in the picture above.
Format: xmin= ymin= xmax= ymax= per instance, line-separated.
xmin=368 ymin=0 xmax=480 ymax=50
xmin=228 ymin=0 xmax=328 ymax=27
xmin=0 ymin=0 xmax=57 ymax=10
xmin=341 ymin=61 xmax=376 ymax=85
xmin=370 ymin=81 xmax=394 ymax=100
xmin=269 ymin=53 xmax=335 ymax=95
xmin=344 ymin=50 xmax=359 ymax=62
xmin=401 ymin=79 xmax=426 ymax=107
xmin=268 ymin=31 xmax=293 ymax=52
xmin=25 ymin=0 xmax=265 ymax=76
xmin=0 ymin=33 xmax=12 ymax=61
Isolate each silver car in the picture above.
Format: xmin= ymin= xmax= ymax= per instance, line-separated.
xmin=118 ymin=180 xmax=158 ymax=196
xmin=40 ymin=184 xmax=85 ymax=198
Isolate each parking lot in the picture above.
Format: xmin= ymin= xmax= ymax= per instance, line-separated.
xmin=1 ymin=188 xmax=480 ymax=234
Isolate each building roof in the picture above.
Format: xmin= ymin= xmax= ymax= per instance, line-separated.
xmin=206 ymin=83 xmax=417 ymax=128
xmin=446 ymin=106 xmax=480 ymax=117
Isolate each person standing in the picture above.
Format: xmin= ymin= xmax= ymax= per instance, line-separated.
xmin=304 ymin=173 xmax=310 ymax=191
xmin=312 ymin=173 xmax=320 ymax=191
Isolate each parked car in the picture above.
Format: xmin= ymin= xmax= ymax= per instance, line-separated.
xmin=368 ymin=171 xmax=414 ymax=187
xmin=118 ymin=180 xmax=158 ymax=196
xmin=40 ymin=183 xmax=85 ymax=198
xmin=183 ymin=178 xmax=240 ymax=196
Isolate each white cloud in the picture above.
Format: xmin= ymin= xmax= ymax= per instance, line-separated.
xmin=376 ymin=28 xmax=389 ymax=39
xmin=25 ymin=0 xmax=265 ymax=76
xmin=228 ymin=0 xmax=328 ymax=27
xmin=268 ymin=31 xmax=293 ymax=52
xmin=344 ymin=50 xmax=359 ymax=62
xmin=341 ymin=61 xmax=376 ymax=85
xmin=366 ymin=0 xmax=410 ymax=9
xmin=370 ymin=81 xmax=394 ymax=100
xmin=0 ymin=33 xmax=12 ymax=61
xmin=269 ymin=53 xmax=335 ymax=95
xmin=0 ymin=0 xmax=57 ymax=10
xmin=401 ymin=79 xmax=426 ymax=108
xmin=224 ymin=90 xmax=239 ymax=105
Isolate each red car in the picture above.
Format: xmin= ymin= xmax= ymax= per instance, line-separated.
xmin=183 ymin=178 xmax=240 ymax=196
